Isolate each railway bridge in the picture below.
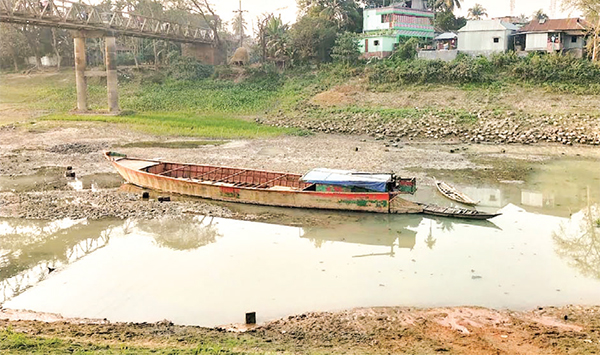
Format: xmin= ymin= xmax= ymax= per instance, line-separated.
xmin=0 ymin=0 xmax=218 ymax=112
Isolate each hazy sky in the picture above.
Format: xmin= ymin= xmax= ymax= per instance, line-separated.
xmin=213 ymin=0 xmax=580 ymax=32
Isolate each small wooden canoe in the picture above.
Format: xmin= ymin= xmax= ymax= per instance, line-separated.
xmin=435 ymin=180 xmax=479 ymax=206
xmin=419 ymin=204 xmax=501 ymax=220
xmin=103 ymin=151 xmax=423 ymax=214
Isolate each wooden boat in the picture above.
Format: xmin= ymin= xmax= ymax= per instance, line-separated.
xmin=435 ymin=180 xmax=479 ymax=206
xmin=103 ymin=151 xmax=423 ymax=214
xmin=419 ymin=204 xmax=501 ymax=220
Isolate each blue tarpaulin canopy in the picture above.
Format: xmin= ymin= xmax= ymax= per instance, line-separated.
xmin=301 ymin=168 xmax=393 ymax=192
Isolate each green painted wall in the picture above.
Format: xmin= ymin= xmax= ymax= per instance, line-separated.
xmin=357 ymin=36 xmax=398 ymax=53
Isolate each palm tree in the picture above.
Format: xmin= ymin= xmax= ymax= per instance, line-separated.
xmin=516 ymin=14 xmax=530 ymax=24
xmin=468 ymin=3 xmax=487 ymax=20
xmin=434 ymin=0 xmax=462 ymax=12
xmin=532 ymin=9 xmax=549 ymax=21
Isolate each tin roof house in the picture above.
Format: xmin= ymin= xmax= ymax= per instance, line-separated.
xmin=515 ymin=18 xmax=591 ymax=58
xmin=358 ymin=0 xmax=434 ymax=58
xmin=457 ymin=19 xmax=519 ymax=56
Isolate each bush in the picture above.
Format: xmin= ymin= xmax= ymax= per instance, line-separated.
xmin=167 ymin=57 xmax=214 ymax=81
xmin=331 ymin=32 xmax=361 ymax=64
xmin=393 ymin=38 xmax=419 ymax=61
xmin=511 ymin=53 xmax=600 ymax=83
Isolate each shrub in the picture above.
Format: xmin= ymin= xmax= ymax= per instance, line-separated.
xmin=393 ymin=37 xmax=419 ymax=61
xmin=167 ymin=57 xmax=214 ymax=81
xmin=331 ymin=32 xmax=361 ymax=64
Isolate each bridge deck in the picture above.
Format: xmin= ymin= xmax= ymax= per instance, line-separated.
xmin=0 ymin=0 xmax=215 ymax=44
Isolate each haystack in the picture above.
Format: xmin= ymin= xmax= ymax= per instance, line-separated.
xmin=229 ymin=47 xmax=249 ymax=66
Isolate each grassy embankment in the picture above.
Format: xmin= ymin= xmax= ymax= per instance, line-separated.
xmin=0 ymin=326 xmax=263 ymax=354
xmin=2 ymin=53 xmax=600 ymax=138
xmin=0 ymin=71 xmax=301 ymax=139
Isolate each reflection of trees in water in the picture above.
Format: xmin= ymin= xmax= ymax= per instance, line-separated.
xmin=436 ymin=218 xmax=455 ymax=232
xmin=553 ymin=204 xmax=600 ymax=279
xmin=142 ymin=216 xmax=222 ymax=251
xmin=1 ymin=225 xmax=115 ymax=303
xmin=425 ymin=221 xmax=437 ymax=250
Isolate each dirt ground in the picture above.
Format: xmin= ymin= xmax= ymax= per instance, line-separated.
xmin=2 ymin=120 xmax=599 ymax=222
xmin=1 ymin=120 xmax=600 ymax=354
xmin=1 ymin=305 xmax=599 ymax=354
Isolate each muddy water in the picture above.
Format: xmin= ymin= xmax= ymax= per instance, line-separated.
xmin=1 ymin=158 xmax=599 ymax=326
xmin=0 ymin=169 xmax=123 ymax=192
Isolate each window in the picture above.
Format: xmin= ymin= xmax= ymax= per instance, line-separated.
xmin=571 ymin=36 xmax=578 ymax=43
xmin=493 ymin=37 xmax=500 ymax=43
xmin=374 ymin=40 xmax=380 ymax=46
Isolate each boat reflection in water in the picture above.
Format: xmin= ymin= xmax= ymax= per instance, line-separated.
xmin=301 ymin=214 xmax=502 ymax=256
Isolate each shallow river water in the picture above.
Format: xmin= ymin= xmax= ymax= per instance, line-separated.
xmin=1 ymin=159 xmax=599 ymax=326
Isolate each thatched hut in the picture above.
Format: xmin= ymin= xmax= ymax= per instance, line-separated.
xmin=229 ymin=47 xmax=249 ymax=66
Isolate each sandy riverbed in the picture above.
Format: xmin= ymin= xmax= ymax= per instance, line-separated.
xmin=1 ymin=120 xmax=600 ymax=354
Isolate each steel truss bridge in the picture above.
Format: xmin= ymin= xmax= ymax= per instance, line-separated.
xmin=0 ymin=0 xmax=215 ymax=44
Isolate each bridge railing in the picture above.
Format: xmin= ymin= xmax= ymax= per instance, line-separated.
xmin=0 ymin=0 xmax=214 ymax=43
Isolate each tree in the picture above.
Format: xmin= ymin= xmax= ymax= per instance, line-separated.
xmin=0 ymin=24 xmax=31 ymax=71
xmin=297 ymin=0 xmax=361 ymax=32
xmin=256 ymin=14 xmax=290 ymax=62
xmin=563 ymin=0 xmax=600 ymax=61
xmin=516 ymin=14 xmax=530 ymax=24
xmin=265 ymin=16 xmax=290 ymax=60
xmin=468 ymin=3 xmax=487 ymax=20
xmin=289 ymin=15 xmax=337 ymax=63
xmin=532 ymin=9 xmax=549 ymax=21
xmin=432 ymin=0 xmax=462 ymax=12
xmin=231 ymin=11 xmax=248 ymax=46
xmin=331 ymin=32 xmax=360 ymax=64
xmin=435 ymin=9 xmax=467 ymax=31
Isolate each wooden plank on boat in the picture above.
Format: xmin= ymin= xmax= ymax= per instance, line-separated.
xmin=159 ymin=166 xmax=188 ymax=176
xmin=216 ymin=170 xmax=248 ymax=183
xmin=256 ymin=174 xmax=288 ymax=188
xmin=193 ymin=167 xmax=223 ymax=180
xmin=118 ymin=159 xmax=159 ymax=171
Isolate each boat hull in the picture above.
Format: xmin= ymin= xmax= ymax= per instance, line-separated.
xmin=107 ymin=154 xmax=423 ymax=214
xmin=435 ymin=181 xmax=478 ymax=206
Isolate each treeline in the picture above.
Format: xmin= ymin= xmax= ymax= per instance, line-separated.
xmin=364 ymin=52 xmax=600 ymax=86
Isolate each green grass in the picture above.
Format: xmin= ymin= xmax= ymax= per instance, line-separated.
xmin=0 ymin=70 xmax=311 ymax=138
xmin=116 ymin=140 xmax=228 ymax=149
xmin=42 ymin=112 xmax=302 ymax=138
xmin=0 ymin=328 xmax=259 ymax=354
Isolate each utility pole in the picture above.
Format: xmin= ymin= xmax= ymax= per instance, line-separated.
xmin=233 ymin=0 xmax=247 ymax=47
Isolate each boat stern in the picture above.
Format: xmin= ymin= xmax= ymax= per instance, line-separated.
xmin=390 ymin=195 xmax=423 ymax=214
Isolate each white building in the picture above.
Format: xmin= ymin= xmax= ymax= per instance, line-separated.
xmin=516 ymin=18 xmax=591 ymax=58
xmin=457 ymin=20 xmax=519 ymax=56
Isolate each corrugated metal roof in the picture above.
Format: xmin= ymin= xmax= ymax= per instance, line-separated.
xmin=397 ymin=30 xmax=434 ymax=38
xmin=435 ymin=32 xmax=458 ymax=40
xmin=519 ymin=18 xmax=591 ymax=33
xmin=458 ymin=19 xmax=519 ymax=32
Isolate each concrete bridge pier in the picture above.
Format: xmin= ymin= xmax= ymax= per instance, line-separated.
xmin=105 ymin=36 xmax=119 ymax=113
xmin=73 ymin=35 xmax=87 ymax=112
xmin=72 ymin=30 xmax=120 ymax=113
